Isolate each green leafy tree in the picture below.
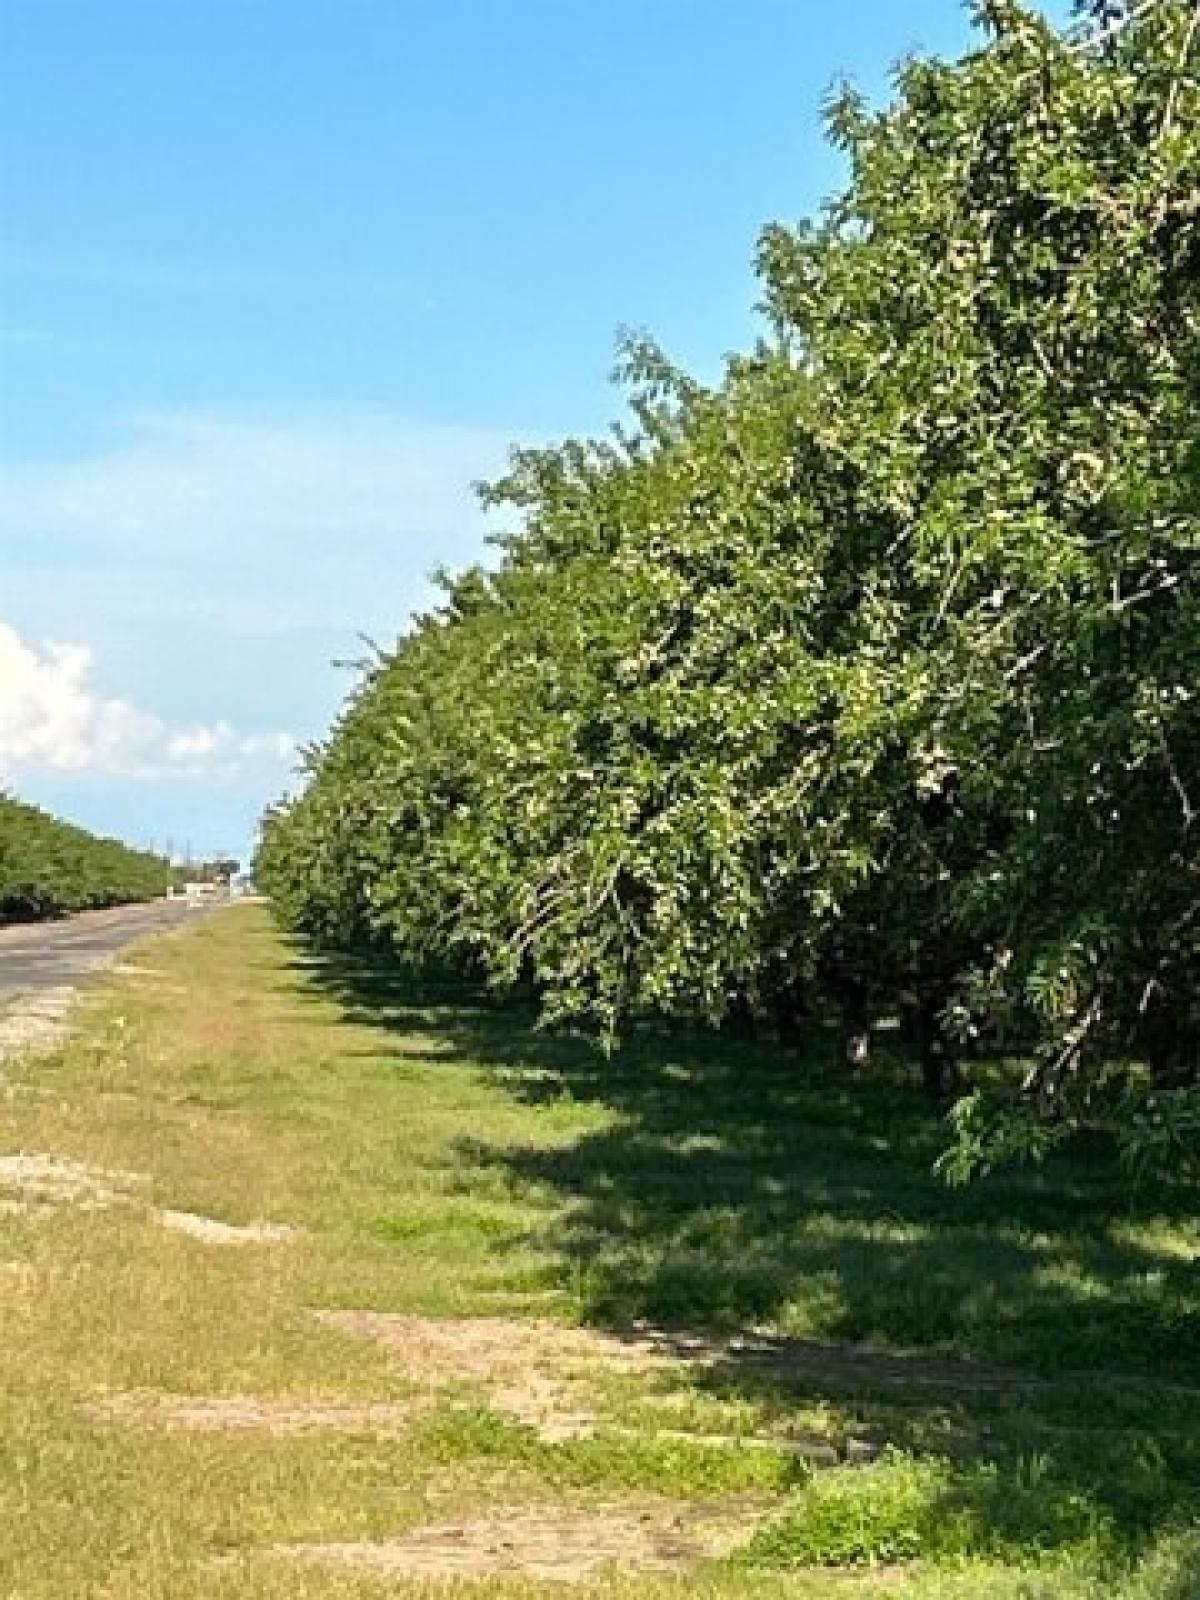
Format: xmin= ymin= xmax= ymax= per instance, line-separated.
xmin=0 ymin=794 xmax=170 ymax=920
xmin=259 ymin=0 xmax=1200 ymax=1172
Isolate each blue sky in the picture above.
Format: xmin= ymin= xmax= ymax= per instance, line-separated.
xmin=0 ymin=0 xmax=1067 ymax=863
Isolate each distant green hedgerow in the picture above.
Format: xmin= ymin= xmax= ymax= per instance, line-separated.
xmin=0 ymin=793 xmax=169 ymax=922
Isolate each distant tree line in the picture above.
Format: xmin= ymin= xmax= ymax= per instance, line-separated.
xmin=0 ymin=794 xmax=170 ymax=922
xmin=258 ymin=1 xmax=1200 ymax=1175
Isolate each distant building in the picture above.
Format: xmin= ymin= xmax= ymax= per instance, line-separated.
xmin=183 ymin=881 xmax=223 ymax=905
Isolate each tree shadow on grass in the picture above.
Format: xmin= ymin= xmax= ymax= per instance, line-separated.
xmin=290 ymin=946 xmax=1200 ymax=1574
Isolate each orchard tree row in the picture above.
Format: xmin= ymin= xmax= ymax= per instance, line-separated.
xmin=0 ymin=795 xmax=170 ymax=922
xmin=259 ymin=1 xmax=1200 ymax=1174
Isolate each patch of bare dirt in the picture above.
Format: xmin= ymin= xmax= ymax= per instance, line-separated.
xmin=313 ymin=1311 xmax=877 ymax=1458
xmin=314 ymin=1311 xmax=672 ymax=1442
xmin=0 ymin=1153 xmax=144 ymax=1211
xmin=606 ymin=1425 xmax=848 ymax=1466
xmin=0 ymin=988 xmax=75 ymax=1060
xmin=158 ymin=1209 xmax=303 ymax=1246
xmin=317 ymin=1310 xmax=1026 ymax=1409
xmin=625 ymin=1323 xmax=1027 ymax=1393
xmin=87 ymin=1392 xmax=424 ymax=1435
xmin=0 ymin=1154 xmax=301 ymax=1244
xmin=277 ymin=1497 xmax=763 ymax=1583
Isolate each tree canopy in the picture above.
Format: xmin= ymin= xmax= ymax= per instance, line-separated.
xmin=0 ymin=794 xmax=170 ymax=921
xmin=258 ymin=0 xmax=1200 ymax=1175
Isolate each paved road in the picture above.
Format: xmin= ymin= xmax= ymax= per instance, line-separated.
xmin=0 ymin=901 xmax=208 ymax=1002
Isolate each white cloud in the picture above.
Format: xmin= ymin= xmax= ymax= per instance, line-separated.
xmin=0 ymin=622 xmax=295 ymax=784
xmin=0 ymin=409 xmax=514 ymax=847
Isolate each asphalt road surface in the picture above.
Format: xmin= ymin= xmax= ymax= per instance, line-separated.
xmin=0 ymin=901 xmax=208 ymax=1002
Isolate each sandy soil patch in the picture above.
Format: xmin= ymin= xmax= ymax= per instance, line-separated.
xmin=0 ymin=1153 xmax=299 ymax=1245
xmin=0 ymin=988 xmax=75 ymax=1060
xmin=315 ymin=1311 xmax=674 ymax=1442
xmin=158 ymin=1209 xmax=303 ymax=1246
xmin=314 ymin=1311 xmax=878 ymax=1458
xmin=278 ymin=1497 xmax=763 ymax=1583
xmin=0 ymin=1153 xmax=143 ymax=1211
xmin=87 ymin=1392 xmax=424 ymax=1434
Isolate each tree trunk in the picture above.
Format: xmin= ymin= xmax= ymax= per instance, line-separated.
xmin=772 ymin=981 xmax=811 ymax=1045
xmin=1142 ymin=991 xmax=1198 ymax=1088
xmin=722 ymin=990 xmax=758 ymax=1040
xmin=915 ymin=990 xmax=960 ymax=1098
xmin=836 ymin=980 xmax=872 ymax=1072
xmin=1147 ymin=1034 xmax=1198 ymax=1089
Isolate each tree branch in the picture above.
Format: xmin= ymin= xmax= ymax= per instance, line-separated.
xmin=1160 ymin=1 xmax=1200 ymax=144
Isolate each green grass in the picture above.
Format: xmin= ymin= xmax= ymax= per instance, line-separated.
xmin=0 ymin=905 xmax=1197 ymax=1597
xmin=739 ymin=1448 xmax=1121 ymax=1570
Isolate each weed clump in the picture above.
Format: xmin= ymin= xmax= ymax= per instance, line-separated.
xmin=735 ymin=1449 xmax=1120 ymax=1571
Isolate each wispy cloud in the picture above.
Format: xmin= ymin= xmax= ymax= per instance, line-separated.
xmin=0 ymin=622 xmax=295 ymax=783
xmin=0 ymin=409 xmax=510 ymax=630
xmin=0 ymin=408 xmax=513 ymax=849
